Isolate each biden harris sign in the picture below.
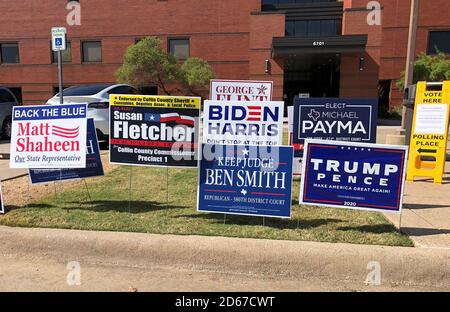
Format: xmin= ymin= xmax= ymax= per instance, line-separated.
xmin=10 ymin=104 xmax=87 ymax=169
xmin=203 ymin=100 xmax=284 ymax=146
xmin=293 ymin=98 xmax=377 ymax=157
xmin=198 ymin=144 xmax=293 ymax=218
xmin=300 ymin=140 xmax=407 ymax=213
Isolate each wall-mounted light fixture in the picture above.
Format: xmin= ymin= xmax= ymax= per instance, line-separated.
xmin=359 ymin=56 xmax=365 ymax=71
xmin=265 ymin=59 xmax=271 ymax=74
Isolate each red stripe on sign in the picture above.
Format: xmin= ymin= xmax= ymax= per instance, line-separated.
xmin=110 ymin=139 xmax=196 ymax=148
xmin=247 ymin=106 xmax=261 ymax=110
xmin=246 ymin=118 xmax=260 ymax=121
xmin=248 ymin=112 xmax=261 ymax=116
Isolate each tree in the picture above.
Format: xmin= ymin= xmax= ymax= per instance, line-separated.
xmin=397 ymin=52 xmax=450 ymax=90
xmin=117 ymin=37 xmax=215 ymax=96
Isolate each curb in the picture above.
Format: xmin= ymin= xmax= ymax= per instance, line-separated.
xmin=0 ymin=226 xmax=448 ymax=289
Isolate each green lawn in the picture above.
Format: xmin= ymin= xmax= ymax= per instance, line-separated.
xmin=0 ymin=166 xmax=413 ymax=247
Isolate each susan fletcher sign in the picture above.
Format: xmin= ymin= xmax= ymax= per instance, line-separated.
xmin=10 ymin=104 xmax=87 ymax=169
xmin=300 ymin=140 xmax=408 ymax=213
xmin=29 ymin=118 xmax=104 ymax=184
xmin=203 ymin=100 xmax=284 ymax=146
xmin=110 ymin=95 xmax=201 ymax=167
xmin=293 ymin=98 xmax=377 ymax=157
xmin=210 ymin=79 xmax=273 ymax=101
xmin=198 ymin=144 xmax=293 ymax=218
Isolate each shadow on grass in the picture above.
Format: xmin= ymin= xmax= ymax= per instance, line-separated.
xmin=337 ymin=224 xmax=398 ymax=234
xmin=67 ymin=200 xmax=185 ymax=214
xmin=4 ymin=203 xmax=55 ymax=213
xmin=175 ymin=213 xmax=342 ymax=230
xmin=403 ymin=203 xmax=450 ymax=210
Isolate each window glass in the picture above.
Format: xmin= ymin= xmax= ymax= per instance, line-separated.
xmin=428 ymin=31 xmax=450 ymax=54
xmin=1 ymin=43 xmax=20 ymax=64
xmin=82 ymin=41 xmax=102 ymax=62
xmin=169 ymin=39 xmax=189 ymax=60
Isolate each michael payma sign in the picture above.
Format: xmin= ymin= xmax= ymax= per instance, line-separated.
xmin=10 ymin=104 xmax=87 ymax=169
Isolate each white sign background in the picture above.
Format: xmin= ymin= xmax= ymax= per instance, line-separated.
xmin=10 ymin=105 xmax=87 ymax=169
xmin=413 ymin=104 xmax=448 ymax=135
xmin=210 ymin=80 xmax=273 ymax=101
xmin=0 ymin=181 xmax=4 ymax=214
xmin=203 ymin=100 xmax=284 ymax=146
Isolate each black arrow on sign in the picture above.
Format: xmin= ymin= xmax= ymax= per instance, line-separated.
xmin=418 ymin=148 xmax=437 ymax=154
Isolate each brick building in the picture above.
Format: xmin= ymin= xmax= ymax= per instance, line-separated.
xmin=0 ymin=0 xmax=449 ymax=109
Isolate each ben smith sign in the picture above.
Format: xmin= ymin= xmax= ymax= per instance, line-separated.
xmin=293 ymin=98 xmax=377 ymax=157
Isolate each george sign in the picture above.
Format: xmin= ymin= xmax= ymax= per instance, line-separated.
xmin=198 ymin=144 xmax=293 ymax=218
xmin=407 ymin=81 xmax=450 ymax=184
xmin=203 ymin=100 xmax=284 ymax=146
xmin=29 ymin=118 xmax=104 ymax=184
xmin=110 ymin=94 xmax=201 ymax=167
xmin=0 ymin=181 xmax=4 ymax=214
xmin=209 ymin=80 xmax=273 ymax=101
xmin=293 ymin=97 xmax=377 ymax=158
xmin=10 ymin=104 xmax=87 ymax=169
xmin=51 ymin=27 xmax=67 ymax=51
xmin=300 ymin=140 xmax=408 ymax=213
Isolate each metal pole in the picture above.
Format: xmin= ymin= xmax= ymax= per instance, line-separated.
xmin=129 ymin=166 xmax=132 ymax=212
xmin=58 ymin=50 xmax=64 ymax=104
xmin=402 ymin=0 xmax=419 ymax=129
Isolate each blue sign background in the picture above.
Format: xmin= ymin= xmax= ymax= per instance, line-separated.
xmin=293 ymin=98 xmax=377 ymax=157
xmin=198 ymin=144 xmax=293 ymax=218
xmin=300 ymin=141 xmax=406 ymax=212
xmin=29 ymin=118 xmax=104 ymax=184
xmin=13 ymin=104 xmax=86 ymax=121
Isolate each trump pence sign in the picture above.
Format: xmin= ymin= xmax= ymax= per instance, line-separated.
xmin=10 ymin=104 xmax=87 ymax=169
xmin=293 ymin=98 xmax=377 ymax=157
xmin=198 ymin=144 xmax=293 ymax=218
xmin=300 ymin=140 xmax=407 ymax=213
xmin=203 ymin=100 xmax=284 ymax=146
xmin=210 ymin=80 xmax=273 ymax=101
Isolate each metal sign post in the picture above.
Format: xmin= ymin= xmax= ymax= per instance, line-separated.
xmin=51 ymin=27 xmax=67 ymax=104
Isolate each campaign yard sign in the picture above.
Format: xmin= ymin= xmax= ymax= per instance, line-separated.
xmin=210 ymin=80 xmax=273 ymax=101
xmin=293 ymin=98 xmax=377 ymax=157
xmin=110 ymin=94 xmax=201 ymax=167
xmin=300 ymin=140 xmax=408 ymax=213
xmin=198 ymin=144 xmax=293 ymax=218
xmin=10 ymin=104 xmax=87 ymax=169
xmin=0 ymin=181 xmax=4 ymax=214
xmin=29 ymin=119 xmax=104 ymax=184
xmin=203 ymin=100 xmax=284 ymax=146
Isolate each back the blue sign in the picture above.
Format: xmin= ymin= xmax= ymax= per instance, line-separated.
xmin=293 ymin=98 xmax=377 ymax=157
xmin=29 ymin=118 xmax=104 ymax=184
xmin=198 ymin=144 xmax=293 ymax=218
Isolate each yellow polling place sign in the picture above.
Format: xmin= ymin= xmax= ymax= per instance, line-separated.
xmin=110 ymin=94 xmax=201 ymax=109
xmin=407 ymin=81 xmax=450 ymax=184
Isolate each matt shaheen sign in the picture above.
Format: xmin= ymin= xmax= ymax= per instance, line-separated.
xmin=203 ymin=100 xmax=284 ymax=146
xmin=10 ymin=104 xmax=87 ymax=169
xmin=110 ymin=94 xmax=201 ymax=167
xmin=210 ymin=80 xmax=273 ymax=101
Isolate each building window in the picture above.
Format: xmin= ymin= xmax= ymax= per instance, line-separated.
xmin=285 ymin=19 xmax=341 ymax=37
xmin=0 ymin=43 xmax=20 ymax=64
xmin=428 ymin=31 xmax=450 ymax=54
xmin=52 ymin=41 xmax=72 ymax=63
xmin=169 ymin=39 xmax=189 ymax=60
xmin=82 ymin=41 xmax=102 ymax=62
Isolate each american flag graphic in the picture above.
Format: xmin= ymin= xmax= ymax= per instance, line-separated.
xmin=246 ymin=106 xmax=262 ymax=122
xmin=144 ymin=113 xmax=195 ymax=126
xmin=52 ymin=125 xmax=80 ymax=139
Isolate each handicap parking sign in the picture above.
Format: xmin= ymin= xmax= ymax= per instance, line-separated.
xmin=55 ymin=38 xmax=62 ymax=47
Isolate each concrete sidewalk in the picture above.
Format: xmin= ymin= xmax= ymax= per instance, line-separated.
xmin=384 ymin=161 xmax=450 ymax=249
xmin=0 ymin=226 xmax=448 ymax=291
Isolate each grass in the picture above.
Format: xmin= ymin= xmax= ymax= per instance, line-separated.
xmin=0 ymin=166 xmax=413 ymax=247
